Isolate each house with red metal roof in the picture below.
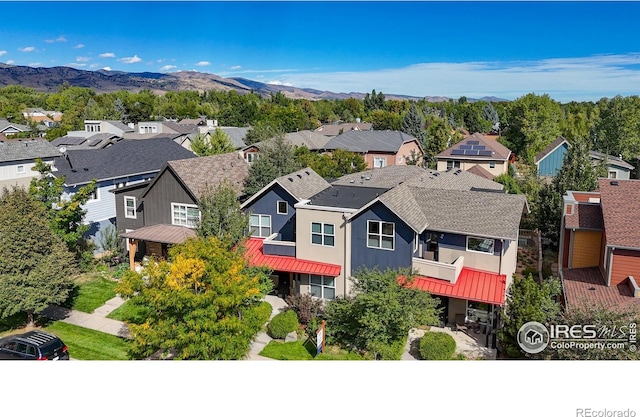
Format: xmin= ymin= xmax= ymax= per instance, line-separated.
xmin=559 ymin=178 xmax=640 ymax=311
xmin=242 ymin=164 xmax=527 ymax=332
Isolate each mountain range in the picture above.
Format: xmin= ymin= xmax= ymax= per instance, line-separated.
xmin=0 ymin=63 xmax=507 ymax=102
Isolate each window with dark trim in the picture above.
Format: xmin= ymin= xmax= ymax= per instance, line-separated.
xmin=277 ymin=200 xmax=288 ymax=215
xmin=311 ymin=222 xmax=334 ymax=246
xmin=367 ymin=220 xmax=394 ymax=250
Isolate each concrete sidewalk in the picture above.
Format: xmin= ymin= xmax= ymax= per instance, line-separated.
xmin=41 ymin=296 xmax=131 ymax=339
xmin=245 ymin=295 xmax=288 ymax=360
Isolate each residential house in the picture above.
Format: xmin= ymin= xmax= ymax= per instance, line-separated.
xmin=0 ymin=138 xmax=60 ymax=189
xmin=241 ymin=130 xmax=329 ymax=164
xmin=116 ymin=152 xmax=250 ymax=265
xmin=534 ymin=136 xmax=634 ymax=179
xmin=241 ymin=164 xmax=526 ymax=331
xmin=435 ymin=133 xmax=512 ymax=179
xmin=22 ymin=108 xmax=63 ymax=127
xmin=322 ymin=130 xmax=423 ymax=169
xmin=0 ymin=119 xmax=31 ymax=138
xmin=314 ymin=122 xmax=372 ymax=137
xmin=51 ymin=133 xmax=122 ymax=150
xmin=559 ymin=179 xmax=640 ymax=311
xmin=52 ymin=138 xmax=196 ymax=251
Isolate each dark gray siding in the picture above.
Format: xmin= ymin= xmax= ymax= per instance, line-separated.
xmin=350 ymin=202 xmax=413 ymax=274
xmin=263 ymin=244 xmax=296 ymax=257
xmin=439 ymin=231 xmax=502 ymax=255
xmin=143 ymin=168 xmax=196 ymax=226
xmin=113 ymin=183 xmax=148 ymax=232
xmin=243 ymin=184 xmax=297 ymax=241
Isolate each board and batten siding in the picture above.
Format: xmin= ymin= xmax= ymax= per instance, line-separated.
xmin=142 ymin=169 xmax=196 ymax=227
xmin=113 ymin=184 xmax=148 ymax=232
xmin=537 ymin=142 xmax=568 ymax=176
xmin=243 ymin=184 xmax=297 ymax=241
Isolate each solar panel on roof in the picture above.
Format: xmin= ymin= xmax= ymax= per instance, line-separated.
xmin=464 ymin=149 xmax=480 ymax=155
xmin=451 ymin=149 xmax=466 ymax=155
xmin=88 ymin=140 xmax=101 ymax=147
xmin=467 ymin=140 xmax=480 ymax=145
xmin=471 ymin=145 xmax=486 ymax=151
xmin=459 ymin=145 xmax=473 ymax=150
xmin=478 ymin=150 xmax=493 ymax=156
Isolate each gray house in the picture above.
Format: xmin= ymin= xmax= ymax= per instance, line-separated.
xmin=0 ymin=138 xmax=60 ymax=189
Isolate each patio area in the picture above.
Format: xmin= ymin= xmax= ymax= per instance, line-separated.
xmin=404 ymin=326 xmax=496 ymax=360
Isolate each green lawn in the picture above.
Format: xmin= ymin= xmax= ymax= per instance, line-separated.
xmin=45 ymin=321 xmax=130 ymax=360
xmin=65 ymin=273 xmax=118 ymax=313
xmin=107 ymin=300 xmax=151 ymax=324
xmin=259 ymin=338 xmax=365 ymax=360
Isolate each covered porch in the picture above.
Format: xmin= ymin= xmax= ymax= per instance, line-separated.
xmin=120 ymin=224 xmax=197 ymax=270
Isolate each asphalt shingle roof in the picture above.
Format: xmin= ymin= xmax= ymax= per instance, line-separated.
xmin=51 ymin=133 xmax=120 ymax=149
xmin=314 ymin=123 xmax=372 ymax=137
xmin=275 ymin=167 xmax=331 ymax=200
xmin=0 ymin=119 xmax=30 ymax=133
xmin=598 ymin=178 xmax=640 ymax=249
xmin=284 ymin=130 xmax=332 ymax=150
xmin=564 ymin=203 xmax=604 ymax=230
xmin=534 ymin=136 xmax=566 ymax=164
xmin=53 ymin=138 xmax=196 ymax=185
xmin=167 ymin=152 xmax=250 ymax=199
xmin=0 ymin=138 xmax=60 ymax=162
xmin=217 ymin=127 xmax=249 ymax=149
xmin=589 ymin=150 xmax=635 ymax=170
xmin=437 ymin=133 xmax=511 ymax=161
xmin=323 ymin=130 xmax=417 ymax=153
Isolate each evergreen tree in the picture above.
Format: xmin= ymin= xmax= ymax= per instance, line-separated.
xmin=0 ymin=187 xmax=77 ymax=326
xmin=402 ymin=102 xmax=426 ymax=143
xmin=553 ymin=139 xmax=599 ymax=196
xmin=190 ymin=129 xmax=235 ymax=157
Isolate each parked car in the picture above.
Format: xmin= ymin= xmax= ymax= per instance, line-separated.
xmin=0 ymin=330 xmax=69 ymax=360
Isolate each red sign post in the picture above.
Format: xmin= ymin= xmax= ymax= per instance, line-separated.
xmin=316 ymin=320 xmax=326 ymax=354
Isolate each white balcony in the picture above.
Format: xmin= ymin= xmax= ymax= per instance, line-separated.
xmin=412 ymin=255 xmax=464 ymax=283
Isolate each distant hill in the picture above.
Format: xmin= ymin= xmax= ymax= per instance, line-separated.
xmin=0 ymin=63 xmax=508 ymax=102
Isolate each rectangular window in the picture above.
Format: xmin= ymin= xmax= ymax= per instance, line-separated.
xmin=172 ymin=203 xmax=200 ymax=228
xmin=311 ymin=222 xmax=335 ymax=247
xmin=367 ymin=220 xmax=394 ymax=250
xmin=467 ymin=236 xmax=494 ymax=254
xmin=489 ymin=162 xmax=496 ymax=169
xmin=88 ymin=187 xmax=99 ymax=202
xmin=310 ymin=275 xmax=336 ymax=300
xmin=277 ymin=200 xmax=288 ymax=215
xmin=447 ymin=160 xmax=461 ymax=170
xmin=373 ymin=157 xmax=386 ymax=168
xmin=16 ymin=165 xmax=25 ymax=174
xmin=246 ymin=152 xmax=258 ymax=163
xmin=124 ymin=196 xmax=136 ymax=219
xmin=250 ymin=214 xmax=271 ymax=237
xmin=608 ymin=171 xmax=617 ymax=179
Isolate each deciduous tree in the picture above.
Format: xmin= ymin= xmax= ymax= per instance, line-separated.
xmin=190 ymin=129 xmax=235 ymax=156
xmin=196 ymin=180 xmax=249 ymax=248
xmin=244 ymin=135 xmax=301 ymax=195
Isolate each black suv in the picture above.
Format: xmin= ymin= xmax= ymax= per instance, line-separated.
xmin=0 ymin=331 xmax=69 ymax=360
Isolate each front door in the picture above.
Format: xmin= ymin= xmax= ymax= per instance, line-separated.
xmin=278 ymin=272 xmax=290 ymax=298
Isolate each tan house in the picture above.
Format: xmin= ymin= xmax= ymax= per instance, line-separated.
xmin=322 ymin=130 xmax=423 ymax=169
xmin=436 ymin=133 xmax=512 ymax=179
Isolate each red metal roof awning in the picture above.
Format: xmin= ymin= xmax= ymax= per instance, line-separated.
xmin=403 ymin=268 xmax=507 ymax=306
xmin=244 ymin=238 xmax=341 ymax=277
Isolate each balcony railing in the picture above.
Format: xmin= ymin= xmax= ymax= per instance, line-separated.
xmin=412 ymin=255 xmax=464 ymax=284
xmin=262 ymin=233 xmax=296 ymax=257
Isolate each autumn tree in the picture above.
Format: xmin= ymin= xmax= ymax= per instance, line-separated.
xmin=196 ymin=180 xmax=249 ymax=248
xmin=190 ymin=129 xmax=235 ymax=157
xmin=0 ymin=187 xmax=77 ymax=326
xmin=117 ymin=237 xmax=273 ymax=359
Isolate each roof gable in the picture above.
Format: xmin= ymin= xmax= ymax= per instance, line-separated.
xmin=437 ymin=133 xmax=511 ymax=161
xmin=323 ymin=130 xmax=417 ymax=153
xmin=0 ymin=138 xmax=60 ymax=162
xmin=598 ymin=178 xmax=640 ymax=249
xmin=534 ymin=136 xmax=568 ymax=164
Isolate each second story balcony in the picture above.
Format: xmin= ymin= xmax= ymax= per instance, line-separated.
xmin=262 ymin=233 xmax=296 ymax=257
xmin=412 ymin=255 xmax=464 ymax=284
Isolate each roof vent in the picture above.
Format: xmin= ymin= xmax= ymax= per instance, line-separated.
xmin=305 ymin=170 xmax=310 ymax=175
xmin=349 ymin=179 xmax=355 ymax=183
xmin=288 ymin=177 xmax=294 ymax=182
xmin=364 ymin=176 xmax=370 ymax=180
xmin=83 ymin=168 xmax=89 ymax=171
xmin=611 ymin=181 xmax=619 ymax=186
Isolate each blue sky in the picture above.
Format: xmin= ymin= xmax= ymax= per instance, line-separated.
xmin=1 ymin=1 xmax=639 ymax=102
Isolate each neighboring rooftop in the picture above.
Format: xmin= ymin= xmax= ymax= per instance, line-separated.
xmin=217 ymin=127 xmax=249 ymax=149
xmin=53 ymin=138 xmax=196 ymax=186
xmin=564 ymin=203 xmax=604 ymax=230
xmin=284 ymin=130 xmax=332 ymax=150
xmin=466 ymin=164 xmax=495 ymax=180
xmin=275 ymin=167 xmax=331 ymax=200
xmin=534 ymin=136 xmax=566 ymax=164
xmin=598 ymin=178 xmax=640 ymax=249
xmin=0 ymin=138 xmax=60 ymax=162
xmin=563 ymin=267 xmax=640 ymax=311
xmin=589 ymin=150 xmax=635 ymax=170
xmin=120 ymin=224 xmax=196 ymax=245
xmin=308 ymin=185 xmax=389 ymax=209
xmin=162 ymin=121 xmax=199 ymax=135
xmin=323 ymin=130 xmax=418 ymax=153
xmin=437 ymin=132 xmax=511 ymax=161
xmin=314 ymin=122 xmax=372 ymax=137
xmin=51 ymin=133 xmax=121 ymax=149
xmin=165 ymin=152 xmax=249 ymax=199
xmin=0 ymin=119 xmax=30 ymax=133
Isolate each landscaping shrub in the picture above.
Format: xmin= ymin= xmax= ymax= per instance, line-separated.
xmin=419 ymin=331 xmax=456 ymax=360
xmin=243 ymin=301 xmax=273 ymax=333
xmin=521 ymin=267 xmax=538 ymax=277
xmin=112 ymin=263 xmax=129 ymax=279
xmin=267 ymin=310 xmax=299 ymax=339
xmin=369 ymin=336 xmax=407 ymax=360
xmin=285 ymin=293 xmax=324 ymax=325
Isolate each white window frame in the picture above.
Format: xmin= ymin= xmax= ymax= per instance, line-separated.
xmin=88 ymin=187 xmax=100 ymax=202
xmin=16 ymin=165 xmax=25 ymax=174
xmin=277 ymin=200 xmax=288 ymax=215
xmin=447 ymin=160 xmax=461 ymax=170
xmin=373 ymin=157 xmax=386 ymax=168
xmin=245 ymin=152 xmax=258 ymax=164
xmin=608 ymin=171 xmax=617 ymax=179
xmin=171 ymin=203 xmax=200 ymax=228
xmin=489 ymin=161 xmax=496 ymax=169
xmin=250 ymin=214 xmax=271 ymax=237
xmin=367 ymin=220 xmax=395 ymax=251
xmin=309 ymin=275 xmax=336 ymax=300
xmin=466 ymin=236 xmax=495 ymax=255
xmin=124 ymin=196 xmax=137 ymax=219
xmin=310 ymin=222 xmax=335 ymax=247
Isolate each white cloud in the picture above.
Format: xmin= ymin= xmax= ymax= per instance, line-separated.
xmin=118 ymin=55 xmax=142 ymax=64
xmin=6 ymin=60 xmax=15 ymax=65
xmin=99 ymin=52 xmax=115 ymax=58
xmin=73 ymin=44 xmax=85 ymax=49
xmin=28 ymin=62 xmax=42 ymax=67
xmin=230 ymin=65 xmax=242 ymax=70
xmin=45 ymin=39 xmax=54 ymax=44
xmin=102 ymin=66 xmax=112 ymax=71
xmin=195 ymin=61 xmax=211 ymax=67
xmin=266 ymin=80 xmax=293 ymax=87
xmin=19 ymin=46 xmax=35 ymax=53
xmin=56 ymin=36 xmax=67 ymax=42
xmin=160 ymin=65 xmax=177 ymax=71
xmin=67 ymin=63 xmax=86 ymax=67
xmin=76 ymin=56 xmax=91 ymax=62
xmin=0 ymin=51 xmax=6 ymax=57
